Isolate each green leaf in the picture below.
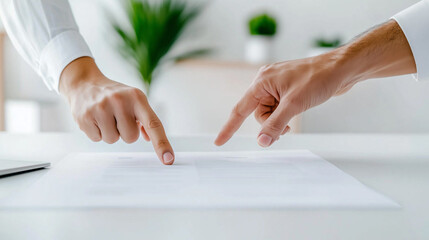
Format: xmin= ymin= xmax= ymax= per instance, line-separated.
xmin=109 ymin=0 xmax=207 ymax=93
xmin=169 ymin=48 xmax=213 ymax=62
xmin=314 ymin=38 xmax=342 ymax=48
xmin=248 ymin=13 xmax=277 ymax=36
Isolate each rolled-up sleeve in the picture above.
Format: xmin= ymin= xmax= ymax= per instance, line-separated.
xmin=392 ymin=0 xmax=429 ymax=81
xmin=0 ymin=0 xmax=92 ymax=93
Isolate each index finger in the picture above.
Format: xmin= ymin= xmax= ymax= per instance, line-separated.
xmin=135 ymin=98 xmax=174 ymax=165
xmin=214 ymin=88 xmax=259 ymax=146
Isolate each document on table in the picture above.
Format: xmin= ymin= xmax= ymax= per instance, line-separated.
xmin=1 ymin=150 xmax=399 ymax=209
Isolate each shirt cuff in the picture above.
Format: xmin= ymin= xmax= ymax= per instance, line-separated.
xmin=39 ymin=30 xmax=92 ymax=93
xmin=392 ymin=0 xmax=429 ymax=81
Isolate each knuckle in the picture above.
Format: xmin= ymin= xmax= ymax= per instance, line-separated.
xmin=253 ymin=81 xmax=265 ymax=90
xmin=121 ymin=131 xmax=139 ymax=144
xmin=156 ymin=139 xmax=170 ymax=148
xmin=130 ymin=88 xmax=147 ymax=103
xmin=129 ymin=88 xmax=143 ymax=98
xmin=104 ymin=139 xmax=117 ymax=144
xmin=89 ymin=134 xmax=102 ymax=142
xmin=75 ymin=107 xmax=91 ymax=120
xmin=140 ymin=93 xmax=149 ymax=103
xmin=82 ymin=110 xmax=93 ymax=121
xmin=254 ymin=112 xmax=264 ymax=124
xmin=265 ymin=121 xmax=284 ymax=133
xmin=258 ymin=64 xmax=273 ymax=76
xmin=76 ymin=114 xmax=92 ymax=128
xmin=232 ymin=105 xmax=244 ymax=118
xmin=109 ymin=92 xmax=124 ymax=103
xmin=122 ymin=137 xmax=135 ymax=144
xmin=148 ymin=118 xmax=162 ymax=129
xmin=104 ymin=135 xmax=120 ymax=144
xmin=95 ymin=99 xmax=109 ymax=112
xmin=259 ymin=64 xmax=271 ymax=72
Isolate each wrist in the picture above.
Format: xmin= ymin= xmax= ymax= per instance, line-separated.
xmin=59 ymin=57 xmax=103 ymax=96
xmin=332 ymin=45 xmax=369 ymax=85
xmin=310 ymin=46 xmax=364 ymax=89
xmin=330 ymin=20 xmax=416 ymax=85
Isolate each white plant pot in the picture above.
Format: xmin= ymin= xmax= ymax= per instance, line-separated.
xmin=245 ymin=36 xmax=273 ymax=64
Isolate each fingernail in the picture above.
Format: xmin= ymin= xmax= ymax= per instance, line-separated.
xmin=258 ymin=134 xmax=273 ymax=147
xmin=163 ymin=152 xmax=174 ymax=164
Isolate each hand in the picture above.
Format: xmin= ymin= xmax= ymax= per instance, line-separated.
xmin=215 ymin=20 xmax=416 ymax=147
xmin=215 ymin=51 xmax=352 ymax=147
xmin=59 ymin=57 xmax=174 ymax=165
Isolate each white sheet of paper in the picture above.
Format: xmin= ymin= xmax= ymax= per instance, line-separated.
xmin=2 ymin=150 xmax=399 ymax=209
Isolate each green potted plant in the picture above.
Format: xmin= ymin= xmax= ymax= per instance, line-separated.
xmin=308 ymin=36 xmax=342 ymax=57
xmin=245 ymin=13 xmax=277 ymax=64
xmin=110 ymin=0 xmax=204 ymax=95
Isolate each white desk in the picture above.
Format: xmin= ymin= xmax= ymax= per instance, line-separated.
xmin=1 ymin=133 xmax=429 ymax=240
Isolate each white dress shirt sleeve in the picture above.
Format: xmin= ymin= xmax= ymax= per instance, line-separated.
xmin=392 ymin=0 xmax=429 ymax=81
xmin=0 ymin=0 xmax=92 ymax=93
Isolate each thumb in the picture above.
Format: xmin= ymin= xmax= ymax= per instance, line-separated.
xmin=257 ymin=101 xmax=295 ymax=147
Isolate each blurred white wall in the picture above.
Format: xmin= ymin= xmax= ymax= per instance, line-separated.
xmin=2 ymin=0 xmax=428 ymax=134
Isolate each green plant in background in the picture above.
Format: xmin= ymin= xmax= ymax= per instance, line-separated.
xmin=314 ymin=37 xmax=342 ymax=48
xmin=111 ymin=0 xmax=203 ymax=95
xmin=248 ymin=13 xmax=277 ymax=36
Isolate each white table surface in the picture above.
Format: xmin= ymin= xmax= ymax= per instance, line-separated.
xmin=1 ymin=133 xmax=429 ymax=240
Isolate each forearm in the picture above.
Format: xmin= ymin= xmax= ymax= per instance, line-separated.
xmin=334 ymin=20 xmax=416 ymax=86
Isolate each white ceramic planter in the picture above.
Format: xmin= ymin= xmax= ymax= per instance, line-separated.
xmin=245 ymin=36 xmax=273 ymax=64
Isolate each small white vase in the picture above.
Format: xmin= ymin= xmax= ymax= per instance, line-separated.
xmin=245 ymin=36 xmax=273 ymax=64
